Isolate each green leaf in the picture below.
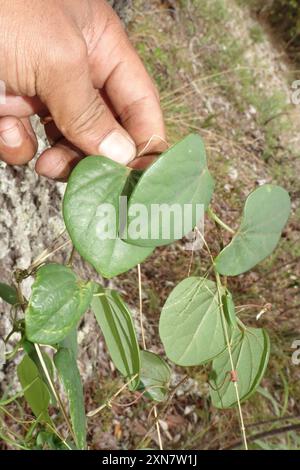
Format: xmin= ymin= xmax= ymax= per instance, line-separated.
xmin=25 ymin=264 xmax=94 ymax=345
xmin=63 ymin=156 xmax=153 ymax=278
xmin=60 ymin=328 xmax=78 ymax=358
xmin=22 ymin=340 xmax=56 ymax=404
xmin=222 ymin=291 xmax=237 ymax=329
xmin=121 ymin=169 xmax=143 ymax=199
xmin=91 ymin=285 xmax=140 ymax=389
xmin=126 ymin=134 xmax=214 ymax=247
xmin=0 ymin=282 xmax=18 ymax=305
xmin=215 ymin=185 xmax=291 ymax=276
xmin=17 ymin=355 xmax=51 ymax=423
xmin=139 ymin=351 xmax=171 ymax=402
xmin=159 ymin=277 xmax=227 ymax=366
xmin=210 ymin=327 xmax=270 ymax=408
xmin=54 ymin=348 xmax=86 ymax=450
xmin=35 ymin=432 xmax=70 ymax=450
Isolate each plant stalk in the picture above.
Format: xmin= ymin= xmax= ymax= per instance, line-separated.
xmin=207 ymin=207 xmax=235 ymax=234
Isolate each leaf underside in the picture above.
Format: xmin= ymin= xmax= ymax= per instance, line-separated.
xmin=215 ymin=185 xmax=291 ymax=276
xmin=210 ymin=327 xmax=270 ymax=408
xmin=91 ymin=285 xmax=141 ymax=389
xmin=159 ymin=277 xmax=227 ymax=366
xmin=17 ymin=355 xmax=51 ymax=423
xmin=139 ymin=350 xmax=171 ymax=402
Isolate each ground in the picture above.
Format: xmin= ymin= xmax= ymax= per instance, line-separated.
xmin=0 ymin=0 xmax=299 ymax=450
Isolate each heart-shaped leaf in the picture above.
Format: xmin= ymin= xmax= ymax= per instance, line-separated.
xmin=91 ymin=285 xmax=140 ymax=389
xmin=159 ymin=277 xmax=227 ymax=366
xmin=215 ymin=185 xmax=291 ymax=276
xmin=63 ymin=156 xmax=153 ymax=278
xmin=139 ymin=351 xmax=171 ymax=402
xmin=210 ymin=327 xmax=270 ymax=408
xmin=17 ymin=355 xmax=51 ymax=423
xmin=0 ymin=282 xmax=18 ymax=305
xmin=125 ymin=134 xmax=214 ymax=247
xmin=54 ymin=348 xmax=86 ymax=449
xmin=25 ymin=264 xmax=94 ymax=345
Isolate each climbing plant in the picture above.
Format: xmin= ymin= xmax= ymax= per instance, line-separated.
xmin=0 ymin=134 xmax=291 ymax=449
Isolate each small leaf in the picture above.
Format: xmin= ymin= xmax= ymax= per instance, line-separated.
xmin=91 ymin=285 xmax=140 ymax=389
xmin=17 ymin=355 xmax=51 ymax=422
xmin=25 ymin=264 xmax=94 ymax=345
xmin=215 ymin=185 xmax=291 ymax=276
xmin=222 ymin=291 xmax=237 ymax=329
xmin=139 ymin=351 xmax=171 ymax=402
xmin=0 ymin=282 xmax=18 ymax=305
xmin=35 ymin=432 xmax=70 ymax=450
xmin=159 ymin=277 xmax=227 ymax=366
xmin=22 ymin=340 xmax=56 ymax=404
xmin=126 ymin=134 xmax=214 ymax=247
xmin=210 ymin=327 xmax=270 ymax=408
xmin=54 ymin=348 xmax=86 ymax=450
xmin=63 ymin=156 xmax=153 ymax=278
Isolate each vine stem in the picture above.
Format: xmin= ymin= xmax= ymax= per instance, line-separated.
xmin=195 ymin=228 xmax=248 ymax=450
xmin=215 ymin=272 xmax=248 ymax=450
xmin=30 ymin=240 xmax=72 ymax=272
xmin=207 ymin=207 xmax=235 ymax=234
xmin=153 ymin=406 xmax=163 ymax=450
xmin=137 ymin=264 xmax=163 ymax=451
xmin=87 ymin=373 xmax=139 ymax=418
xmin=137 ymin=134 xmax=169 ymax=158
xmin=137 ymin=375 xmax=188 ymax=449
xmin=34 ymin=343 xmax=77 ymax=445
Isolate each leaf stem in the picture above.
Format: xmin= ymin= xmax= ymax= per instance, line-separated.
xmin=207 ymin=207 xmax=235 ymax=234
xmin=87 ymin=373 xmax=139 ymax=417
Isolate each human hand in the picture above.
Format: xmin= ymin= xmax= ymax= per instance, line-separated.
xmin=0 ymin=0 xmax=166 ymax=179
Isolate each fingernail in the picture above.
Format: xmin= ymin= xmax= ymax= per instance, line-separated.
xmin=36 ymin=156 xmax=66 ymax=180
xmin=99 ymin=131 xmax=136 ymax=165
xmin=0 ymin=124 xmax=22 ymax=147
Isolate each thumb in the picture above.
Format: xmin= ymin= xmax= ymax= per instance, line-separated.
xmin=38 ymin=50 xmax=136 ymax=165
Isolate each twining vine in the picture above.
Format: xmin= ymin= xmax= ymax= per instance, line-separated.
xmin=0 ymin=134 xmax=291 ymax=450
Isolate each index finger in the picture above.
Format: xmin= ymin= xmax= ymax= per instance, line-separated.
xmin=89 ymin=9 xmax=167 ymax=159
